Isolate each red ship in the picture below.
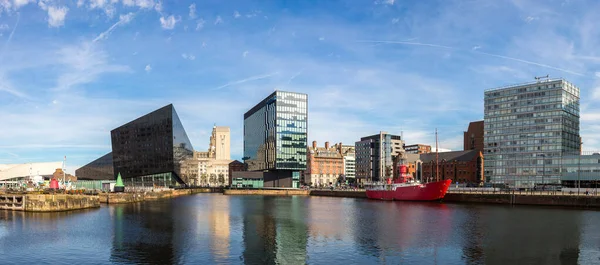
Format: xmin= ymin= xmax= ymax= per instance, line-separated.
xmin=365 ymin=129 xmax=451 ymax=201
xmin=365 ymin=164 xmax=451 ymax=201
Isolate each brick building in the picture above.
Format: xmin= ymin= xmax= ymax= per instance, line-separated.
xmin=420 ymin=150 xmax=484 ymax=185
xmin=392 ymin=153 xmax=420 ymax=180
xmin=305 ymin=141 xmax=344 ymax=187
xmin=404 ymin=144 xmax=432 ymax=154
xmin=464 ymin=120 xmax=484 ymax=153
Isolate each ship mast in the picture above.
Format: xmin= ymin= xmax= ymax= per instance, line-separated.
xmin=435 ymin=128 xmax=439 ymax=182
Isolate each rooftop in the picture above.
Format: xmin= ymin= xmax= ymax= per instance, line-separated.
xmin=484 ymin=78 xmax=568 ymax=93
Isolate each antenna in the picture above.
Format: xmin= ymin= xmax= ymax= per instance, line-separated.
xmin=534 ymin=75 xmax=549 ymax=82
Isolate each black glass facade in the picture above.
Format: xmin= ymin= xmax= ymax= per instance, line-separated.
xmin=243 ymin=91 xmax=307 ymax=188
xmin=75 ymin=152 xmax=114 ymax=180
xmin=110 ymin=104 xmax=194 ymax=187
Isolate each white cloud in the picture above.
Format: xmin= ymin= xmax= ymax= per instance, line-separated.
xmin=189 ymin=3 xmax=196 ymax=18
xmin=122 ymin=0 xmax=134 ymax=6
xmin=13 ymin=0 xmax=34 ymax=9
xmin=195 ymin=19 xmax=205 ymax=30
xmin=391 ymin=18 xmax=400 ymax=24
xmin=47 ymin=6 xmax=69 ymax=28
xmin=77 ymin=0 xmax=84 ymax=7
xmin=319 ymin=37 xmax=325 ymax=41
xmin=134 ymin=0 xmax=154 ymax=9
xmin=144 ymin=64 xmax=152 ymax=72
xmin=160 ymin=15 xmax=179 ymax=30
xmin=243 ymin=51 xmax=249 ymax=57
xmin=0 ymin=24 xmax=8 ymax=31
xmin=472 ymin=45 xmax=481 ymax=50
xmin=384 ymin=0 xmax=395 ymax=5
xmin=181 ymin=53 xmax=195 ymax=60
xmin=214 ymin=15 xmax=223 ymax=25
xmin=234 ymin=11 xmax=240 ymax=18
xmin=525 ymin=16 xmax=538 ymax=23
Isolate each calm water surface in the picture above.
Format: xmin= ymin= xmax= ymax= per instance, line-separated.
xmin=1 ymin=194 xmax=600 ymax=265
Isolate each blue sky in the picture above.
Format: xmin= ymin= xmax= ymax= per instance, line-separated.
xmin=1 ymin=0 xmax=600 ymax=173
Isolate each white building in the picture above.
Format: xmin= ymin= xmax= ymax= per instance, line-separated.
xmin=0 ymin=162 xmax=63 ymax=181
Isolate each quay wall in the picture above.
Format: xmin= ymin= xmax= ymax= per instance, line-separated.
xmin=309 ymin=190 xmax=367 ymax=198
xmin=224 ymin=189 xmax=310 ymax=196
xmin=444 ymin=193 xmax=600 ymax=208
xmin=0 ymin=194 xmax=100 ymax=212
xmin=99 ymin=188 xmax=218 ymax=204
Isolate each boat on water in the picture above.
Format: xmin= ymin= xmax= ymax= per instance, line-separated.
xmin=365 ymin=165 xmax=451 ymax=201
xmin=365 ymin=128 xmax=451 ymax=201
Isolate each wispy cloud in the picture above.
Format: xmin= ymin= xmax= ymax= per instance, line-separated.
xmin=211 ymin=72 xmax=280 ymax=90
xmin=195 ymin=18 xmax=205 ymax=30
xmin=93 ymin=12 xmax=135 ymax=42
xmin=214 ymin=15 xmax=223 ymax=25
xmin=144 ymin=64 xmax=152 ymax=73
xmin=181 ymin=53 xmax=196 ymax=60
xmin=234 ymin=11 xmax=240 ymax=18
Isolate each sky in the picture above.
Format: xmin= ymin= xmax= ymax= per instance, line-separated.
xmin=1 ymin=0 xmax=600 ymax=174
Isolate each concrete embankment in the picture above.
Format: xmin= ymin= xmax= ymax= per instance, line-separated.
xmin=0 ymin=194 xmax=100 ymax=212
xmin=224 ymin=189 xmax=310 ymax=196
xmin=444 ymin=192 xmax=600 ymax=208
xmin=99 ymin=188 xmax=217 ymax=204
xmin=309 ymin=190 xmax=367 ymax=198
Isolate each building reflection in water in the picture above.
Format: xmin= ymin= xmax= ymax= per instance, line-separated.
xmin=241 ymin=196 xmax=308 ymax=264
xmin=476 ymin=206 xmax=581 ymax=265
xmin=110 ymin=202 xmax=177 ymax=264
xmin=209 ymin=196 xmax=231 ymax=262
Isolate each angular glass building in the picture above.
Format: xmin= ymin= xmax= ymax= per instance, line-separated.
xmin=110 ymin=104 xmax=194 ymax=187
xmin=484 ymin=78 xmax=580 ymax=189
xmin=75 ymin=152 xmax=114 ymax=180
xmin=243 ymin=91 xmax=308 ymax=188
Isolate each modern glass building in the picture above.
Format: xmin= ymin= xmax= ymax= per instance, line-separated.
xmin=484 ymin=78 xmax=580 ymax=188
xmin=561 ymin=152 xmax=600 ymax=188
xmin=243 ymin=91 xmax=308 ymax=188
xmin=110 ymin=104 xmax=194 ymax=187
xmin=75 ymin=152 xmax=114 ymax=180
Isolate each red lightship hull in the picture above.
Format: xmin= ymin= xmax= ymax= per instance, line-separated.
xmin=365 ymin=179 xmax=452 ymax=201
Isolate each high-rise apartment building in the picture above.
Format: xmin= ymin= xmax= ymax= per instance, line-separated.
xmin=484 ymin=78 xmax=580 ymax=188
xmin=243 ymin=90 xmax=308 ymax=188
xmin=355 ymin=131 xmax=404 ymax=182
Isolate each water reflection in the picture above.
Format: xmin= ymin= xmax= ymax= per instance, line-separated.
xmin=0 ymin=195 xmax=599 ymax=264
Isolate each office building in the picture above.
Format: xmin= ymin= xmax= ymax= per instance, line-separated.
xmin=561 ymin=152 xmax=600 ymax=188
xmin=355 ymin=131 xmax=404 ymax=182
xmin=341 ymin=144 xmax=356 ymax=180
xmin=484 ymin=78 xmax=580 ymax=188
xmin=243 ymin=90 xmax=308 ymax=188
xmin=404 ymin=144 xmax=432 ymax=154
xmin=464 ymin=120 xmax=484 ymax=153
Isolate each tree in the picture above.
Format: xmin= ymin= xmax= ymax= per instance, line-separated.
xmin=209 ymin=174 xmax=217 ymax=186
xmin=200 ymin=173 xmax=208 ymax=186
xmin=218 ymin=174 xmax=225 ymax=186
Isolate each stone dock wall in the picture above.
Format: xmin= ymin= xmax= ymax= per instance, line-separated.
xmin=224 ymin=189 xmax=310 ymax=196
xmin=99 ymin=188 xmax=218 ymax=204
xmin=309 ymin=190 xmax=368 ymax=198
xmin=0 ymin=194 xmax=100 ymax=212
xmin=444 ymin=193 xmax=600 ymax=208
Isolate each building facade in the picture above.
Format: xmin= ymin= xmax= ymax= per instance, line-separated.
xmin=464 ymin=120 xmax=484 ymax=153
xmin=243 ymin=91 xmax=308 ymax=188
xmin=185 ymin=125 xmax=232 ymax=187
xmin=484 ymin=79 xmax=580 ymax=188
xmin=404 ymin=144 xmax=432 ymax=154
xmin=228 ymin=160 xmax=245 ymax=186
xmin=305 ymin=141 xmax=344 ymax=187
xmin=393 ymin=153 xmax=420 ymax=180
xmin=355 ymin=132 xmax=404 ymax=182
xmin=420 ymin=150 xmax=484 ymax=185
